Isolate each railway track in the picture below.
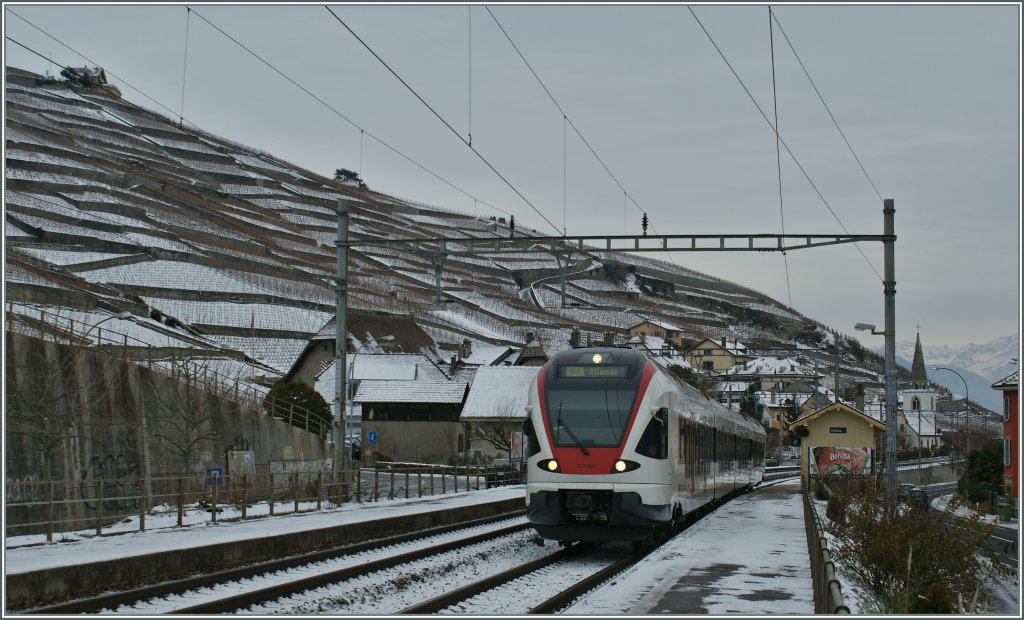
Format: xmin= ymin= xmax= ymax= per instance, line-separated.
xmin=25 ymin=481 xmax=777 ymax=615
xmin=25 ymin=512 xmax=528 ymax=615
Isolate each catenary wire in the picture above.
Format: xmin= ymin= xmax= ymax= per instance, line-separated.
xmin=324 ymin=5 xmax=562 ymax=236
xmin=688 ymin=6 xmax=883 ymax=281
xmin=770 ymin=9 xmax=884 ymax=202
xmin=484 ymin=6 xmax=662 ymax=235
xmin=185 ymin=6 xmax=513 ymax=218
xmin=6 ymin=7 xmax=513 ymax=220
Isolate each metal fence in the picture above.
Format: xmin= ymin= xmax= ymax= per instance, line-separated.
xmin=4 ymin=462 xmax=525 ymax=542
xmin=802 ymin=484 xmax=850 ymax=614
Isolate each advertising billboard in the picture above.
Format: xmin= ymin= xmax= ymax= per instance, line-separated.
xmin=809 ymin=446 xmax=873 ymax=476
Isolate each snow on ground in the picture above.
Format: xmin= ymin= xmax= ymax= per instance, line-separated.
xmin=4 ymin=486 xmax=525 ymax=574
xmin=566 ymin=480 xmax=813 ymax=615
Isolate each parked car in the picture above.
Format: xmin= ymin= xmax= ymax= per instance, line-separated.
xmin=486 ymin=458 xmax=522 ymax=488
xmin=908 ymin=488 xmax=929 ymax=511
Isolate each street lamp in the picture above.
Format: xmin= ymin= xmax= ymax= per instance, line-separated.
xmin=934 ymin=366 xmax=970 ymax=461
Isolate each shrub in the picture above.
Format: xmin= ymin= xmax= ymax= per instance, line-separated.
xmin=828 ymin=483 xmax=1011 ymax=613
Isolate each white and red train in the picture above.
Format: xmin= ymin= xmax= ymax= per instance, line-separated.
xmin=524 ymin=347 xmax=766 ymax=543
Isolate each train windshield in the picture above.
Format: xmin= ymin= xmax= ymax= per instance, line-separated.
xmin=544 ymin=349 xmax=646 ymax=449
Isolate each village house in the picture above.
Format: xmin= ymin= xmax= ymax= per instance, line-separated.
xmin=628 ymin=319 xmax=685 ymax=349
xmin=460 ymin=366 xmax=541 ymax=462
xmin=356 ymin=380 xmax=469 ymax=465
xmin=992 ymin=370 xmax=1018 ymax=500
xmin=686 ymin=336 xmax=753 ymax=373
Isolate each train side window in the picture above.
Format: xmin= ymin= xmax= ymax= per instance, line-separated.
xmin=523 ymin=418 xmax=540 ymax=457
xmin=636 ymin=408 xmax=668 ymax=459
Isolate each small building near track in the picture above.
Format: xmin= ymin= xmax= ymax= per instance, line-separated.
xmin=788 ymin=402 xmax=885 ymax=481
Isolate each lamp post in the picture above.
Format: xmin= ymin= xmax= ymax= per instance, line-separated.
xmin=935 ymin=366 xmax=970 ymax=462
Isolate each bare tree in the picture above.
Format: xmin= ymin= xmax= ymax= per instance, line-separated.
xmin=148 ymin=352 xmax=223 ymax=475
xmin=5 ymin=338 xmax=115 ymax=481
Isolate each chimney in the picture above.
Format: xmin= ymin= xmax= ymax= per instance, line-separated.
xmin=525 ymin=331 xmax=535 ymax=344
xmin=721 ymin=337 xmax=726 ymax=349
xmin=586 ymin=332 xmax=593 ymax=347
xmin=570 ymin=326 xmax=581 ymax=348
xmin=461 ymin=338 xmax=472 ymax=359
xmin=855 ymin=384 xmax=865 ymax=410
xmin=603 ymin=331 xmax=614 ymax=346
xmin=450 ymin=355 xmax=458 ymax=370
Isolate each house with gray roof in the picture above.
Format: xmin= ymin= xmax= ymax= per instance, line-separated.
xmin=357 ymin=380 xmax=469 ymax=465
xmin=460 ymin=366 xmax=541 ymax=461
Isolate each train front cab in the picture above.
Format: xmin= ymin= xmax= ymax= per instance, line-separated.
xmin=524 ymin=349 xmax=675 ymax=543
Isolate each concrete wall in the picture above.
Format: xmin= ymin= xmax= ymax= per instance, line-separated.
xmin=361 ymin=420 xmax=463 ymax=465
xmin=4 ymin=332 xmax=325 ymax=532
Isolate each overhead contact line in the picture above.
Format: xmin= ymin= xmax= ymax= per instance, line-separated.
xmin=324 ymin=5 xmax=563 ymax=237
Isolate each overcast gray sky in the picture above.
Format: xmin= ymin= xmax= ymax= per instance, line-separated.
xmin=4 ymin=2 xmax=1020 ymax=349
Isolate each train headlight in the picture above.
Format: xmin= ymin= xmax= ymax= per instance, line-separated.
xmin=538 ymin=459 xmax=560 ymax=473
xmin=610 ymin=459 xmax=640 ymax=474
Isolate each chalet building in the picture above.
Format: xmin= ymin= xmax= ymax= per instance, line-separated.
xmin=460 ymin=366 xmax=541 ymax=462
xmin=686 ymin=337 xmax=753 ymax=373
xmin=992 ymin=370 xmax=1018 ymax=500
xmin=284 ymin=311 xmax=436 ymax=386
xmin=628 ymin=319 xmax=685 ymax=349
xmin=789 ymin=401 xmax=885 ymax=482
xmin=721 ymin=354 xmax=818 ymax=390
xmin=514 ymin=334 xmax=549 ymax=366
xmin=357 ymin=381 xmax=470 ymax=465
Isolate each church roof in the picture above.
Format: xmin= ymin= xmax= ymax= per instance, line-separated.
xmin=910 ymin=331 xmax=928 ymax=388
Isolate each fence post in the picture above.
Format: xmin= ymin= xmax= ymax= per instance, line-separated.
xmin=269 ymin=473 xmax=275 ymax=516
xmin=316 ymin=471 xmax=322 ymax=511
xmin=140 ymin=476 xmax=147 ymax=532
xmin=211 ymin=475 xmax=218 ymax=524
xmin=466 ymin=466 xmax=471 ymax=491
xmin=454 ymin=467 xmax=459 ymax=493
xmin=389 ymin=468 xmax=395 ymax=500
xmin=373 ymin=467 xmax=380 ymax=502
xmin=177 ymin=476 xmax=184 ymax=527
xmin=430 ymin=466 xmax=435 ymax=496
xmin=405 ymin=471 xmax=410 ymax=499
xmin=96 ymin=479 xmax=103 ymax=536
xmin=293 ymin=471 xmax=299 ymax=513
xmin=242 ymin=474 xmax=248 ymax=520
xmin=418 ymin=472 xmax=423 ymax=498
xmin=356 ymin=468 xmax=362 ymax=502
xmin=442 ymin=468 xmax=447 ymax=495
xmin=46 ymin=480 xmax=54 ymax=543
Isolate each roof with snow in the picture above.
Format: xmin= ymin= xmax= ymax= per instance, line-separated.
xmin=724 ymin=356 xmax=815 ymax=377
xmin=461 ymin=366 xmax=541 ymax=419
xmin=692 ymin=337 xmax=748 ymax=353
xmin=992 ymin=370 xmax=1018 ymax=389
xmin=354 ymin=380 xmax=468 ymax=404
xmin=902 ymin=411 xmax=939 ymax=437
xmin=630 ymin=318 xmax=684 ymax=333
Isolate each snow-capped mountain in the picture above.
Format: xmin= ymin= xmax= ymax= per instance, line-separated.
xmin=891 ymin=335 xmax=1019 ymax=383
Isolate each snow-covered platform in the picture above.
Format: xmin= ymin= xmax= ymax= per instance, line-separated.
xmin=4 ymin=487 xmax=525 ymax=611
xmin=567 ymin=479 xmax=814 ymax=614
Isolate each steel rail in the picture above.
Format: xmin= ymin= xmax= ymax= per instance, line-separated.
xmin=397 ymin=544 xmax=585 ymax=614
xmin=24 ymin=511 xmax=525 ymax=614
xmin=168 ymin=521 xmax=530 ymax=614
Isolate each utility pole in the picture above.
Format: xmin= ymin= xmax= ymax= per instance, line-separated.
xmin=334 ymin=199 xmax=350 ymax=489
xmin=882 ymin=199 xmax=898 ymax=504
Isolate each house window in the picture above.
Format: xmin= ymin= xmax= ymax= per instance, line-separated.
xmin=1003 ymin=437 xmax=1011 ymax=466
xmin=702 ymin=361 xmax=714 ymax=371
xmin=704 ymin=349 xmax=713 ymax=356
xmin=911 ymin=397 xmax=920 ymax=411
xmin=1004 ymin=395 xmax=1011 ymax=422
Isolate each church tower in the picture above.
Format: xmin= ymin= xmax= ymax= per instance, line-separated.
xmin=910 ymin=330 xmax=928 ymax=389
